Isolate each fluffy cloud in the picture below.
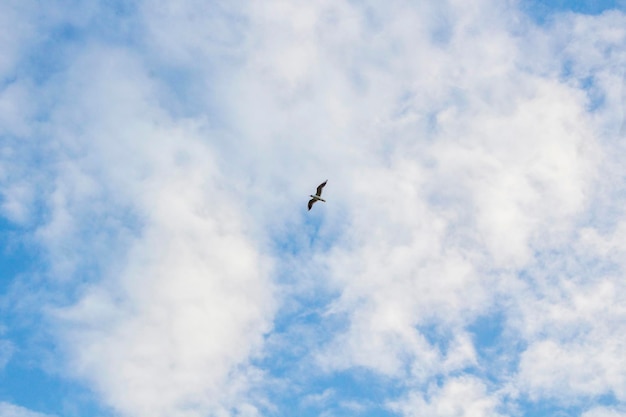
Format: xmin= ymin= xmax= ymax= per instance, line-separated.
xmin=33 ymin=48 xmax=276 ymax=417
xmin=306 ymin=0 xmax=602 ymax=385
xmin=389 ymin=376 xmax=504 ymax=417
xmin=514 ymin=227 xmax=626 ymax=403
xmin=2 ymin=0 xmax=626 ymax=416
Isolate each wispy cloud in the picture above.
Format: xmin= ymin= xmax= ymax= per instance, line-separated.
xmin=0 ymin=403 xmax=54 ymax=417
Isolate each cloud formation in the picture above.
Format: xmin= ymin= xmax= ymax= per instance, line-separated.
xmin=1 ymin=0 xmax=626 ymax=416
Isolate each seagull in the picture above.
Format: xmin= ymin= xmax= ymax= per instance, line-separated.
xmin=308 ymin=180 xmax=327 ymax=211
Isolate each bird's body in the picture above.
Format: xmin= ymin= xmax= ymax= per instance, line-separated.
xmin=309 ymin=195 xmax=326 ymax=202
xmin=308 ymin=180 xmax=327 ymax=210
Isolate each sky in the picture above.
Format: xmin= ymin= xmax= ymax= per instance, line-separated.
xmin=1 ymin=0 xmax=626 ymax=416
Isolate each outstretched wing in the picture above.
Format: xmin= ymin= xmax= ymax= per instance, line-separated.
xmin=316 ymin=180 xmax=328 ymax=196
xmin=308 ymin=198 xmax=316 ymax=210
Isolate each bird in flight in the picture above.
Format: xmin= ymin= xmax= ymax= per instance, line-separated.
xmin=308 ymin=180 xmax=327 ymax=211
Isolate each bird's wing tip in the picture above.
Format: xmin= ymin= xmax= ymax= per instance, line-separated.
xmin=316 ymin=180 xmax=328 ymax=195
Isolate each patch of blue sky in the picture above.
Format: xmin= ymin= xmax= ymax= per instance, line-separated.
xmin=308 ymin=219 xmax=347 ymax=255
xmin=465 ymin=310 xmax=526 ymax=390
xmin=468 ymin=310 xmax=506 ymax=350
xmin=59 ymin=0 xmax=139 ymax=40
xmin=429 ymin=14 xmax=454 ymax=46
xmin=0 ymin=163 xmax=139 ymax=415
xmin=0 ymin=176 xmax=53 ymax=320
xmin=308 ymin=371 xmax=403 ymax=416
xmin=259 ymin=256 xmax=399 ymax=415
xmin=274 ymin=217 xmax=324 ymax=256
xmin=414 ymin=313 xmax=517 ymax=393
xmin=1 ymin=204 xmax=94 ymax=315
xmin=259 ymin=272 xmax=344 ymax=378
xmin=148 ymin=65 xmax=221 ymax=120
xmin=562 ymin=65 xmax=619 ymax=115
xmin=264 ymin=291 xmax=342 ymax=354
xmin=259 ymin=366 xmax=403 ymax=417
xmin=274 ymin=204 xmax=346 ymax=258
xmin=0 ymin=357 xmax=112 ymax=417
xmin=0 ymin=300 xmax=114 ymax=417
xmin=1 ymin=289 xmax=93 ymax=417
xmin=415 ymin=322 xmax=453 ymax=357
xmin=578 ymin=75 xmax=603 ymax=106
xmin=268 ymin=209 xmax=349 ymax=387
xmin=0 ymin=222 xmax=38 ymax=294
xmin=521 ymin=0 xmax=626 ymax=24
xmin=13 ymin=2 xmax=137 ymax=87
xmin=141 ymin=37 xmax=248 ymax=124
xmin=21 ymin=34 xmax=79 ymax=87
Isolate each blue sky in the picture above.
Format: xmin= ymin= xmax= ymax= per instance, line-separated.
xmin=1 ymin=1 xmax=626 ymax=416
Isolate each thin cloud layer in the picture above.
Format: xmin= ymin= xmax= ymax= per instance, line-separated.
xmin=0 ymin=403 xmax=54 ymax=417
xmin=1 ymin=0 xmax=626 ymax=416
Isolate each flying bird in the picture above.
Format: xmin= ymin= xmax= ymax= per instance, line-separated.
xmin=308 ymin=180 xmax=327 ymax=211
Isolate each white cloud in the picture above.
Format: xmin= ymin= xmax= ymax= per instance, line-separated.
xmin=389 ymin=376 xmax=504 ymax=417
xmin=518 ymin=336 xmax=626 ymax=401
xmin=300 ymin=1 xmax=603 ymax=390
xmin=0 ymin=80 xmax=35 ymax=139
xmin=301 ymin=388 xmax=335 ymax=408
xmin=513 ymin=233 xmax=626 ymax=402
xmin=228 ymin=2 xmax=625 ymax=415
xmin=0 ymin=182 xmax=34 ymax=226
xmin=2 ymin=0 xmax=626 ymax=416
xmin=504 ymin=11 xmax=626 ymax=407
xmin=25 ymin=47 xmax=277 ymax=417
xmin=0 ymin=1 xmax=36 ymax=76
xmin=583 ymin=407 xmax=626 ymax=417
xmin=0 ymin=403 xmax=53 ymax=417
